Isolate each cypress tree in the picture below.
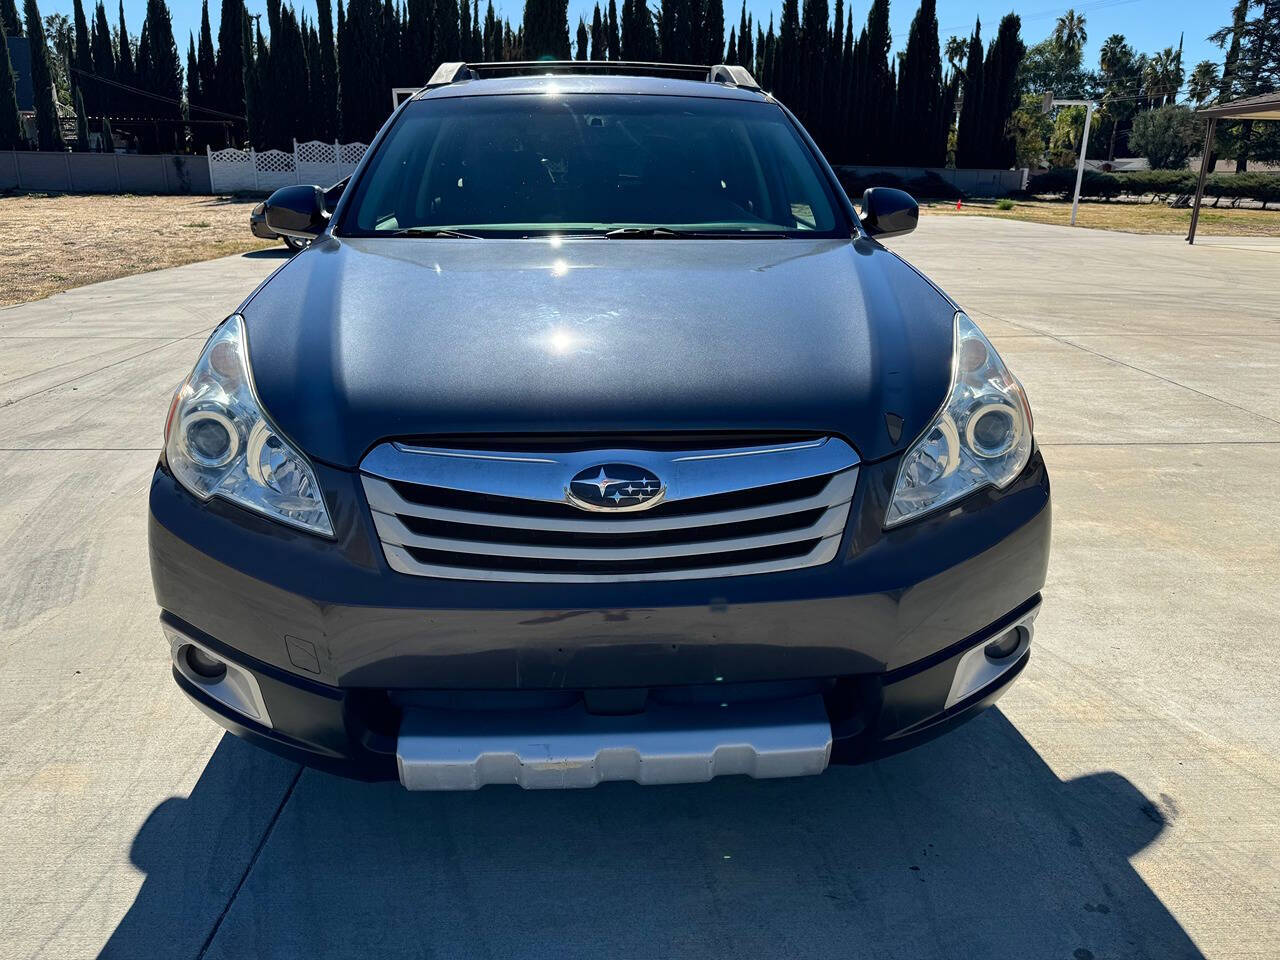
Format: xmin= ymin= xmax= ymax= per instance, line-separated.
xmin=703 ymin=0 xmax=724 ymax=63
xmin=797 ymin=0 xmax=828 ymax=144
xmin=977 ymin=12 xmax=1022 ymax=168
xmin=264 ymin=3 xmax=307 ymax=150
xmin=847 ymin=26 xmax=866 ymax=156
xmin=196 ymin=2 xmax=216 ymax=115
xmin=726 ymin=28 xmax=736 ymax=65
xmin=141 ymin=0 xmax=184 ymax=150
xmin=954 ymin=18 xmax=982 ymax=167
xmin=590 ymin=4 xmax=603 ymax=59
xmin=244 ymin=17 xmax=265 ymax=146
xmin=74 ymin=85 xmax=90 ymax=148
xmin=215 ymin=0 xmax=244 ymax=125
xmin=185 ymin=31 xmax=200 ymax=149
xmin=774 ymin=0 xmax=799 ymax=104
xmin=0 ymin=0 xmax=20 ymax=36
xmin=836 ymin=8 xmax=852 ymax=157
xmin=524 ymin=0 xmax=570 ymax=59
xmin=315 ymin=0 xmax=338 ymax=136
xmin=0 ymin=16 xmax=24 ymax=147
xmin=404 ymin=0 xmax=429 ymax=80
xmin=115 ymin=1 xmax=134 ymax=116
xmin=575 ymin=17 xmax=587 ymax=59
xmin=483 ymin=0 xmax=496 ymax=59
xmin=736 ymin=2 xmax=749 ymax=67
xmin=338 ymin=0 xmax=386 ymax=141
xmin=435 ymin=0 xmax=460 ymax=62
xmin=605 ymin=0 xmax=619 ymax=60
xmin=894 ymin=0 xmax=942 ymax=164
xmin=71 ymin=0 xmax=92 ymax=106
xmin=25 ymin=0 xmax=65 ymax=149
xmin=463 ymin=0 xmax=478 ymax=59
xmin=90 ymin=3 xmax=114 ymax=112
xmin=762 ymin=14 xmax=775 ymax=91
xmin=304 ymin=15 xmax=325 ymax=139
xmin=863 ymin=0 xmax=891 ymax=161
xmin=185 ymin=33 xmax=198 ymax=104
xmin=826 ymin=0 xmax=845 ymax=154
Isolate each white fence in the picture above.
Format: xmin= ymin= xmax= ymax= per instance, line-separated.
xmin=207 ymin=139 xmax=369 ymax=192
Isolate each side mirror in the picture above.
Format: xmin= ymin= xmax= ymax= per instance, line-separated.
xmin=264 ymin=184 xmax=328 ymax=239
xmin=860 ymin=187 xmax=919 ymax=239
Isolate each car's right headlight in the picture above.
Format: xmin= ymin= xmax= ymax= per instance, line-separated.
xmin=886 ymin=311 xmax=1034 ymax=527
xmin=163 ymin=314 xmax=334 ymax=537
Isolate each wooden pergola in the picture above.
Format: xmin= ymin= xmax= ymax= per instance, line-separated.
xmin=1187 ymin=91 xmax=1280 ymax=244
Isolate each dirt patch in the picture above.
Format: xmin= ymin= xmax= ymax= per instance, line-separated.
xmin=0 ymin=193 xmax=277 ymax=308
xmin=922 ymin=198 xmax=1280 ymax=237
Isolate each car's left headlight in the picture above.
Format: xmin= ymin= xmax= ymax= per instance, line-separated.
xmin=886 ymin=311 xmax=1034 ymax=527
xmin=163 ymin=314 xmax=334 ymax=537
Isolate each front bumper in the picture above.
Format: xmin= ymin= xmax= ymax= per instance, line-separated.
xmin=249 ymin=208 xmax=277 ymax=240
xmin=150 ymin=448 xmax=1050 ymax=785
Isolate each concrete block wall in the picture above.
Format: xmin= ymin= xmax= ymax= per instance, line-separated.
xmin=1 ymin=152 xmax=213 ymax=194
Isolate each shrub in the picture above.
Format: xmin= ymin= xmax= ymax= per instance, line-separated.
xmin=1116 ymin=170 xmax=1196 ymax=197
xmin=1026 ymin=168 xmax=1075 ymax=196
xmin=1026 ymin=168 xmax=1120 ymax=199
xmin=1128 ymin=105 xmax=1202 ymax=170
xmin=996 ymin=198 xmax=1015 ymax=210
xmin=1202 ymin=172 xmax=1280 ymax=208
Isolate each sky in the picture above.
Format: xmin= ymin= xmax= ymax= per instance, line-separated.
xmin=42 ymin=0 xmax=1231 ymax=95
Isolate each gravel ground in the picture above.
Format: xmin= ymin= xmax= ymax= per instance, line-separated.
xmin=0 ymin=192 xmax=274 ymax=307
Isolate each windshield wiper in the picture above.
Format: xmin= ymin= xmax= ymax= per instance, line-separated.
xmin=603 ymin=226 xmax=793 ymax=239
xmin=387 ymin=228 xmax=482 ymax=238
xmin=602 ymin=226 xmax=691 ymax=238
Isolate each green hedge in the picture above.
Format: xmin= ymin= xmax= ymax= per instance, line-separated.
xmin=1027 ymin=167 xmax=1280 ymax=204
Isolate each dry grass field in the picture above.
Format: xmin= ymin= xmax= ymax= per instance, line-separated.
xmin=0 ymin=193 xmax=275 ymax=307
xmin=922 ymin=197 xmax=1280 ymax=237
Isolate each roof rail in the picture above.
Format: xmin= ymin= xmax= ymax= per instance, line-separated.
xmin=422 ymin=60 xmax=762 ymax=90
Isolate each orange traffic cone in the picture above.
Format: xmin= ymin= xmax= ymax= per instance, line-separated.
xmin=956 ymin=198 xmax=962 ymax=210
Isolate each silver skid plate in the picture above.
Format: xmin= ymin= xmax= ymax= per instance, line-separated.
xmin=397 ymin=695 xmax=833 ymax=790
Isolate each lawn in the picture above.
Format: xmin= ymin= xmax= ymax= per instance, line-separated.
xmin=921 ymin=197 xmax=1280 ymax=237
xmin=0 ymin=193 xmax=276 ymax=308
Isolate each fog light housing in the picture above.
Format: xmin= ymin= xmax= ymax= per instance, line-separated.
xmin=984 ymin=628 xmax=1022 ymax=661
xmin=184 ymin=644 xmax=227 ymax=681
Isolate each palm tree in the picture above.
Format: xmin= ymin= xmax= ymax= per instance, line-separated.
xmin=1098 ymin=33 xmax=1132 ymax=79
xmin=1052 ymin=9 xmax=1087 ymax=59
xmin=944 ymin=35 xmax=966 ymax=74
xmin=1187 ymin=59 xmax=1219 ymax=105
xmin=1144 ymin=47 xmax=1184 ymax=107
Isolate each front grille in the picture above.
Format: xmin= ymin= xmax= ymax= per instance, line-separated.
xmin=359 ymin=436 xmax=859 ymax=583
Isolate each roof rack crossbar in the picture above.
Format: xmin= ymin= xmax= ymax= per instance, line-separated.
xmin=423 ymin=60 xmax=762 ymax=90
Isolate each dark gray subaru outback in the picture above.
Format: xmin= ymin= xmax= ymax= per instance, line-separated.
xmin=149 ymin=61 xmax=1050 ymax=789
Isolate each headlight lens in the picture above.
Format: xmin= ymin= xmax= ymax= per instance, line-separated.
xmin=886 ymin=312 xmax=1033 ymax=527
xmin=164 ymin=315 xmax=334 ymax=536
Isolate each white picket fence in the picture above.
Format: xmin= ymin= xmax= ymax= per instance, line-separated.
xmin=207 ymin=139 xmax=369 ymax=192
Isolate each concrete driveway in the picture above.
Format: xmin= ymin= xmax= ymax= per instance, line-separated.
xmin=1 ymin=219 xmax=1277 ymax=959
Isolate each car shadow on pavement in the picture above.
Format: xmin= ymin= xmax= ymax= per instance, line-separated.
xmin=101 ymin=708 xmax=1204 ymax=960
xmin=240 ymin=248 xmax=293 ymax=259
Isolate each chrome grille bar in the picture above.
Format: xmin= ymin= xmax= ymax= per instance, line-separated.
xmin=360 ymin=437 xmax=859 ymax=583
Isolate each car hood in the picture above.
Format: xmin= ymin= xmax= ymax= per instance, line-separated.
xmin=241 ymin=236 xmax=956 ymax=469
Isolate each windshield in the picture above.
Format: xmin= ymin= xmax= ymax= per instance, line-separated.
xmin=337 ymin=93 xmax=847 ymax=238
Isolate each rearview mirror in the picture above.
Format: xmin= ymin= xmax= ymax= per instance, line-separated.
xmin=264 ymin=185 xmax=328 ymax=239
xmin=860 ymin=187 xmax=919 ymax=239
